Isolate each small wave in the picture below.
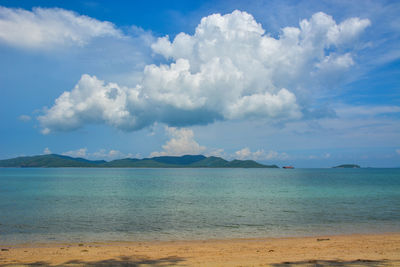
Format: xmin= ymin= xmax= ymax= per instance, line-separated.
xmin=212 ymin=224 xmax=240 ymax=228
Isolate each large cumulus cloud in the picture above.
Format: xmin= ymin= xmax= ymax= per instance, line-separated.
xmin=150 ymin=127 xmax=206 ymax=157
xmin=38 ymin=10 xmax=370 ymax=133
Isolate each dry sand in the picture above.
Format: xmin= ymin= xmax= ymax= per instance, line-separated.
xmin=1 ymin=233 xmax=399 ymax=266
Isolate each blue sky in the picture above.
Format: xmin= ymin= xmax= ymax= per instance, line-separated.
xmin=0 ymin=0 xmax=399 ymax=167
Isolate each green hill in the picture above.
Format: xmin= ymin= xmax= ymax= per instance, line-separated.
xmin=226 ymin=159 xmax=278 ymax=168
xmin=0 ymin=154 xmax=279 ymax=168
xmin=0 ymin=154 xmax=105 ymax=167
xmin=105 ymin=159 xmax=173 ymax=168
xmin=333 ymin=164 xmax=360 ymax=168
xmin=150 ymin=155 xmax=207 ymax=165
xmin=189 ymin=156 xmax=229 ymax=167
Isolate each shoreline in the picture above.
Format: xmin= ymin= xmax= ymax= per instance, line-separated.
xmin=1 ymin=233 xmax=400 ymax=266
xmin=3 ymin=230 xmax=400 ymax=246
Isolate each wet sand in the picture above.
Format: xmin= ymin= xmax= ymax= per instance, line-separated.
xmin=1 ymin=233 xmax=399 ymax=266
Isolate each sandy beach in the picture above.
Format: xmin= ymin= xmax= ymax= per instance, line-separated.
xmin=1 ymin=233 xmax=399 ymax=266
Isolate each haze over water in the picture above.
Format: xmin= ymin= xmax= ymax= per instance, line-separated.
xmin=1 ymin=168 xmax=399 ymax=244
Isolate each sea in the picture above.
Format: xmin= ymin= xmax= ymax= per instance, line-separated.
xmin=0 ymin=168 xmax=399 ymax=244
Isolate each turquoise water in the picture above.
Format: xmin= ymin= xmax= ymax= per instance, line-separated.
xmin=0 ymin=168 xmax=399 ymax=244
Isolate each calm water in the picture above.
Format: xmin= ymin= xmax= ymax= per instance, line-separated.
xmin=0 ymin=168 xmax=399 ymax=244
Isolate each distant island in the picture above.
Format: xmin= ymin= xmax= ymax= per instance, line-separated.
xmin=333 ymin=164 xmax=360 ymax=168
xmin=0 ymin=154 xmax=279 ymax=168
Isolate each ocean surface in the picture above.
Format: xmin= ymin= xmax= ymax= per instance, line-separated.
xmin=0 ymin=168 xmax=399 ymax=244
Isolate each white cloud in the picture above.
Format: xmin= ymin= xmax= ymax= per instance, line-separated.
xmin=39 ymin=10 xmax=370 ymax=133
xmin=303 ymin=12 xmax=371 ymax=47
xmin=43 ymin=147 xmax=51 ymax=154
xmin=62 ymin=148 xmax=87 ymax=158
xmin=39 ymin=74 xmax=139 ymax=133
xmin=234 ymin=147 xmax=288 ymax=161
xmin=264 ymin=150 xmax=289 ymax=160
xmin=150 ymin=127 xmax=206 ymax=157
xmin=150 ymin=128 xmax=288 ymax=161
xmin=235 ymin=147 xmax=252 ymax=159
xmin=0 ymin=6 xmax=121 ymax=49
xmin=206 ymin=148 xmax=226 ymax=158
xmin=18 ymin=114 xmax=31 ymax=122
xmin=60 ymin=148 xmax=138 ymax=160
xmin=335 ymin=105 xmax=400 ymax=117
xmin=91 ymin=149 xmax=136 ymax=160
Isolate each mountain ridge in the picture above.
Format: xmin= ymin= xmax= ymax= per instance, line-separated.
xmin=0 ymin=154 xmax=279 ymax=168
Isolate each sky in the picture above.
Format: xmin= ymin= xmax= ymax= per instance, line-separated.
xmin=0 ymin=0 xmax=399 ymax=167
